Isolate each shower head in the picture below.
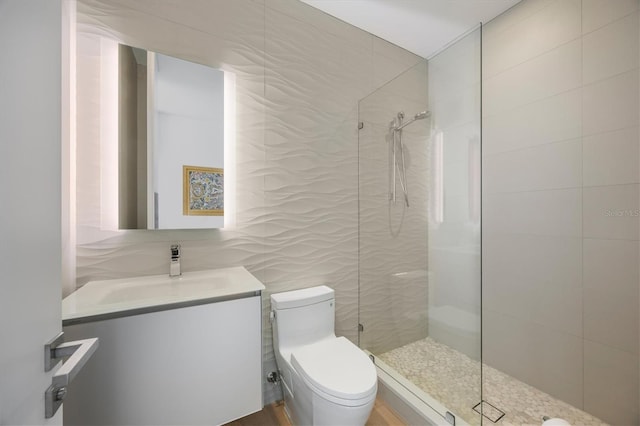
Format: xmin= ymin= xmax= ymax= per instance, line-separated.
xmin=414 ymin=111 xmax=430 ymax=120
xmin=394 ymin=110 xmax=431 ymax=131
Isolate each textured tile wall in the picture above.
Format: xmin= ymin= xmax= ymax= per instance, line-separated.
xmin=74 ymin=0 xmax=422 ymax=405
xmin=482 ymin=0 xmax=640 ymax=423
xmin=358 ymin=61 xmax=429 ymax=355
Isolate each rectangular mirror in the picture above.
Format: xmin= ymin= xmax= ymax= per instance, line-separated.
xmin=118 ymin=44 xmax=225 ymax=230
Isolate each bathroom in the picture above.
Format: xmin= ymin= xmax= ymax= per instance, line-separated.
xmin=1 ymin=0 xmax=638 ymax=425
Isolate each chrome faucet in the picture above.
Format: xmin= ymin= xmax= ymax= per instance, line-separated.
xmin=170 ymin=244 xmax=181 ymax=277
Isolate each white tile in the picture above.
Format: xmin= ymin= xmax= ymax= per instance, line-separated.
xmin=428 ymin=86 xmax=480 ymax=133
xmin=583 ymin=184 xmax=640 ymax=240
xmin=482 ymin=89 xmax=582 ymax=155
xmin=584 ymin=340 xmax=640 ymax=425
xmin=583 ymin=0 xmax=639 ymax=34
xmin=583 ymin=238 xmax=639 ymax=354
xmin=583 ymin=126 xmax=640 ymax=186
xmin=583 ymin=12 xmax=639 ymax=85
xmin=483 ymin=0 xmax=581 ymax=78
xmin=482 ymin=0 xmax=555 ymax=42
xmin=483 ymin=189 xmax=582 ymax=237
xmin=484 ymin=138 xmax=581 ymax=193
xmin=583 ymin=69 xmax=640 ymax=136
xmin=483 ymin=234 xmax=583 ymax=336
xmin=483 ymin=309 xmax=584 ymax=408
xmin=428 ymin=245 xmax=481 ymax=318
xmin=483 ymin=39 xmax=582 ymax=117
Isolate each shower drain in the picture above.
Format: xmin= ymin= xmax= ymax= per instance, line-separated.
xmin=473 ymin=400 xmax=506 ymax=423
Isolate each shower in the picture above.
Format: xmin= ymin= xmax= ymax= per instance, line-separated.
xmin=389 ymin=110 xmax=430 ymax=207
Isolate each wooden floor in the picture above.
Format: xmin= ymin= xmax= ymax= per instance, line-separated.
xmin=226 ymin=398 xmax=406 ymax=426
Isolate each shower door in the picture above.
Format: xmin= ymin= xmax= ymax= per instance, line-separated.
xmin=358 ymin=27 xmax=482 ymax=425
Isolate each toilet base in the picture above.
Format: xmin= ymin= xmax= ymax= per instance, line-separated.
xmin=311 ymin=392 xmax=375 ymax=426
xmin=281 ymin=363 xmax=376 ymax=426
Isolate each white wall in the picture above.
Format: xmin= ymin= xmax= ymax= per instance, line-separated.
xmin=482 ymin=0 xmax=640 ymax=423
xmin=74 ymin=0 xmax=422 ymax=404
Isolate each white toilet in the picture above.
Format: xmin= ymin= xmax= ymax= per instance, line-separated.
xmin=271 ymin=286 xmax=377 ymax=426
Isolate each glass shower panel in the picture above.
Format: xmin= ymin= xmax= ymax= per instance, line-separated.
xmin=358 ymin=27 xmax=482 ymax=425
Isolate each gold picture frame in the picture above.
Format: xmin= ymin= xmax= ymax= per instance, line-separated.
xmin=183 ymin=165 xmax=224 ymax=216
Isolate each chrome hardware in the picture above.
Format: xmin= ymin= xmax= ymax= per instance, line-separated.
xmin=358 ymin=323 xmax=364 ymax=332
xmin=44 ymin=332 xmax=99 ymax=418
xmin=267 ymin=371 xmax=279 ymax=383
xmin=358 ymin=122 xmax=364 ymax=130
xmin=269 ymin=311 xmax=276 ymax=323
xmin=55 ymin=387 xmax=67 ymax=400
xmin=45 ymin=385 xmax=67 ymax=419
xmin=170 ymin=243 xmax=181 ymax=277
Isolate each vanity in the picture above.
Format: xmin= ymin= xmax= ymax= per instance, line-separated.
xmin=62 ymin=267 xmax=264 ymax=425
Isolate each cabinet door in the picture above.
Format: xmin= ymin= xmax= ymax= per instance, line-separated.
xmin=63 ymin=296 xmax=262 ymax=425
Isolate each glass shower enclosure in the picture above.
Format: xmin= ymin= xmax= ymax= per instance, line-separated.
xmin=358 ymin=27 xmax=482 ymax=425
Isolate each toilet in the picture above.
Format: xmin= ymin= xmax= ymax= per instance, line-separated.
xmin=270 ymin=286 xmax=377 ymax=426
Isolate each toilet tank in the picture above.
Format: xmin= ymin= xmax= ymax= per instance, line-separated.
xmin=271 ymin=286 xmax=336 ymax=350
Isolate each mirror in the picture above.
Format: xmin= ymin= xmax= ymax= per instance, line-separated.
xmin=117 ymin=44 xmax=226 ymax=230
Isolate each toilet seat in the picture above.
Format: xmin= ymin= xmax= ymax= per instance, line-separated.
xmin=291 ymin=337 xmax=377 ymax=406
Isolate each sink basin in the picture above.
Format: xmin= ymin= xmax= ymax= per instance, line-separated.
xmin=62 ymin=267 xmax=265 ymax=324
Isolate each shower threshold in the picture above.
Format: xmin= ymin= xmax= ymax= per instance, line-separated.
xmin=371 ymin=352 xmax=472 ymax=426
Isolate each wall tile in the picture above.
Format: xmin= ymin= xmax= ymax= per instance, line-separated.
xmin=483 ymin=234 xmax=582 ymax=336
xmin=583 ymin=12 xmax=639 ymax=85
xmin=484 ymin=138 xmax=582 ymax=193
xmin=372 ymin=37 xmax=424 ymax=91
xmin=584 ymin=340 xmax=639 ymax=425
xmin=583 ymin=69 xmax=640 ymax=137
xmin=263 ymin=191 xmax=358 ymax=285
xmin=583 ymin=238 xmax=639 ymax=354
xmin=77 ymin=0 xmax=265 ymax=71
xmin=583 ymin=126 xmax=640 ymax=187
xmin=483 ymin=39 xmax=582 ymax=117
xmin=482 ymin=88 xmax=582 ymax=156
xmin=483 ymin=0 xmax=640 ymax=422
xmin=483 ymin=189 xmax=582 ymax=238
xmin=483 ymin=309 xmax=584 ymax=408
xmin=483 ymin=0 xmax=581 ymax=78
xmin=583 ymin=184 xmax=640 ymax=240
xmin=482 ymin=0 xmax=555 ymax=44
xmin=428 ymin=31 xmax=480 ymax=103
xmin=582 ymin=0 xmax=639 ymax=34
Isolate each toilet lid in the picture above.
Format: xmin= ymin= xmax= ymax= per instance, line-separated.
xmin=291 ymin=337 xmax=377 ymax=401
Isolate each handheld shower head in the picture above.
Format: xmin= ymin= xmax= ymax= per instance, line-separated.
xmin=393 ymin=110 xmax=431 ymax=131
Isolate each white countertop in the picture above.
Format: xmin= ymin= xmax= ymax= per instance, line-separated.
xmin=63 ymin=266 xmax=265 ymax=324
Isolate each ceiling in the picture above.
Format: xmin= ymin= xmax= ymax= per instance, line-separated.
xmin=300 ymin=0 xmax=521 ymax=58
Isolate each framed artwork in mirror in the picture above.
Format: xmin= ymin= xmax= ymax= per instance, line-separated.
xmin=183 ymin=166 xmax=224 ymax=216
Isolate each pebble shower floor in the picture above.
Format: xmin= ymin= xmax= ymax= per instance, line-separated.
xmin=379 ymin=337 xmax=607 ymax=425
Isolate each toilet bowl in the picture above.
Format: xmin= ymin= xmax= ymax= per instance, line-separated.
xmin=271 ymin=286 xmax=377 ymax=426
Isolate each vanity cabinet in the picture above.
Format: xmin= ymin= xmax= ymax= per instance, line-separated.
xmin=61 ymin=268 xmax=263 ymax=425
